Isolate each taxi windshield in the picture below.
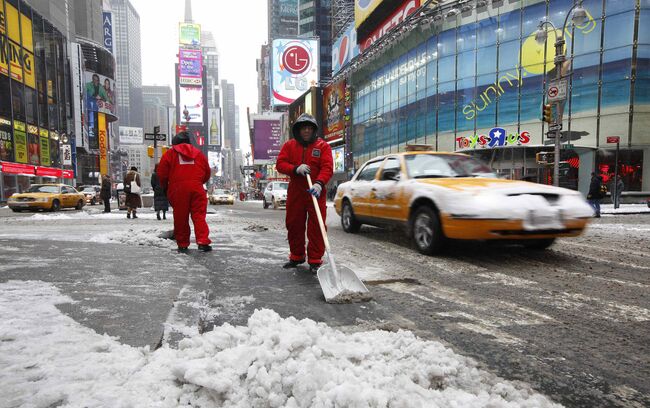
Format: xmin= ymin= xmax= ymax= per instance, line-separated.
xmin=405 ymin=154 xmax=495 ymax=179
xmin=26 ymin=185 xmax=60 ymax=194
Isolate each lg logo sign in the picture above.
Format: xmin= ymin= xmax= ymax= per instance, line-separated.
xmin=282 ymin=44 xmax=311 ymax=75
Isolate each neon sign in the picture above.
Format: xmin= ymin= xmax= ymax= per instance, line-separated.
xmin=456 ymin=128 xmax=531 ymax=149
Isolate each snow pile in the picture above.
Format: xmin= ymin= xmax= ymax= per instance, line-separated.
xmin=91 ymin=227 xmax=177 ymax=248
xmin=0 ymin=280 xmax=562 ymax=408
xmin=30 ymin=212 xmax=82 ymax=220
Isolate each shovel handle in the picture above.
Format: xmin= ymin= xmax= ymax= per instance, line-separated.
xmin=306 ymin=174 xmax=330 ymax=251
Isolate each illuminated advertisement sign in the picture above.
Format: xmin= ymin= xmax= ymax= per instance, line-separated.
xmin=332 ymin=21 xmax=359 ymax=76
xmin=179 ymin=86 xmax=204 ymax=124
xmin=208 ymin=108 xmax=221 ymax=147
xmin=355 ymin=0 xmax=384 ymax=29
xmin=179 ymin=49 xmax=202 ymax=86
xmin=360 ymin=0 xmax=420 ymax=52
xmin=323 ymin=80 xmax=345 ymax=141
xmin=271 ymin=39 xmax=319 ymax=106
xmin=332 ymin=146 xmax=345 ymax=173
xmin=98 ymin=113 xmax=108 ymax=175
xmin=0 ymin=122 xmax=14 ymax=162
xmin=456 ymin=128 xmax=531 ymax=150
xmin=85 ymin=72 xmax=116 ymax=116
xmin=119 ymin=127 xmax=144 ymax=145
xmin=0 ymin=0 xmax=36 ymax=88
xmin=253 ymin=119 xmax=282 ymax=164
xmin=179 ymin=23 xmax=201 ymax=46
xmin=103 ymin=12 xmax=113 ymax=53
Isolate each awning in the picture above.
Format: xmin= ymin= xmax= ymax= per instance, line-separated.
xmin=35 ymin=166 xmax=63 ymax=178
xmin=0 ymin=161 xmax=35 ymax=176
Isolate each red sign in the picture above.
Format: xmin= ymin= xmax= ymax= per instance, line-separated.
xmin=548 ymin=87 xmax=559 ymax=98
xmin=283 ymin=45 xmax=311 ymax=75
xmin=360 ymin=0 xmax=421 ymax=52
xmin=0 ymin=161 xmax=35 ymax=175
xmin=606 ymin=136 xmax=620 ymax=144
xmin=196 ymin=136 xmax=205 ymax=146
xmin=36 ymin=166 xmax=63 ymax=178
xmin=62 ymin=170 xmax=74 ymax=179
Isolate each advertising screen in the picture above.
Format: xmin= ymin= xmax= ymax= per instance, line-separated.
xmin=359 ymin=0 xmax=420 ymax=52
xmin=85 ymin=72 xmax=116 ymax=116
xmin=355 ymin=0 xmax=384 ymax=29
xmin=332 ymin=146 xmax=345 ymax=173
xmin=323 ymin=80 xmax=345 ymax=141
xmin=119 ymin=126 xmax=144 ymax=144
xmin=271 ymin=39 xmax=319 ymax=106
xmin=208 ymin=108 xmax=221 ymax=146
xmin=332 ymin=21 xmax=359 ymax=76
xmin=208 ymin=151 xmax=221 ymax=177
xmin=179 ymin=49 xmax=202 ymax=86
xmin=253 ymin=119 xmax=282 ymax=164
xmin=178 ymin=86 xmax=204 ymax=124
xmin=179 ymin=23 xmax=201 ymax=46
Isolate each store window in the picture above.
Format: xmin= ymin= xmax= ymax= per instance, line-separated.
xmin=596 ymin=149 xmax=643 ymax=192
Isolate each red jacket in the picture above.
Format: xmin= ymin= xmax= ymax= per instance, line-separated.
xmin=157 ymin=144 xmax=211 ymax=191
xmin=276 ymin=138 xmax=333 ymax=192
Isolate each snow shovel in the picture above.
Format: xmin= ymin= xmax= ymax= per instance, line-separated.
xmin=306 ymin=174 xmax=371 ymax=303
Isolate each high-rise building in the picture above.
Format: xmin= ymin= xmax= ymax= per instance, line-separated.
xmin=142 ymin=85 xmax=172 ymax=136
xmin=201 ymin=31 xmax=220 ymax=109
xmin=298 ymin=0 xmax=332 ymax=82
xmin=110 ymin=0 xmax=143 ymax=128
xmin=221 ymin=80 xmax=237 ymax=150
xmin=257 ymin=45 xmax=271 ymax=113
xmin=268 ymin=0 xmax=298 ymax=43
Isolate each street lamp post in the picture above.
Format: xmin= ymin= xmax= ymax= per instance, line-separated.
xmin=535 ymin=1 xmax=587 ymax=187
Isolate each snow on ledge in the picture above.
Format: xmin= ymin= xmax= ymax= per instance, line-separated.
xmin=0 ymin=280 xmax=562 ymax=407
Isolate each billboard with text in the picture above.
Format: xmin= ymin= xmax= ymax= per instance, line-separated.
xmin=271 ymin=39 xmax=319 ymax=106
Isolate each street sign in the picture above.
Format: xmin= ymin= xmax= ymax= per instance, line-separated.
xmin=606 ymin=136 xmax=620 ymax=144
xmin=547 ymin=79 xmax=568 ymax=102
xmin=242 ymin=165 xmax=255 ymax=171
xmin=562 ymin=144 xmax=575 ymax=149
xmin=546 ymin=131 xmax=556 ymax=139
xmin=548 ymin=123 xmax=562 ymax=132
xmin=144 ymin=133 xmax=167 ymax=141
xmin=153 ymin=126 xmax=160 ymax=134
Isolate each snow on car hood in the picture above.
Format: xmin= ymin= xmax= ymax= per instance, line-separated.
xmin=416 ymin=177 xmax=568 ymax=195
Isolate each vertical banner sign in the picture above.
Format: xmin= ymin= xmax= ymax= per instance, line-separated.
xmin=178 ymin=49 xmax=203 ymax=86
xmin=0 ymin=120 xmax=14 ymax=162
xmin=61 ymin=144 xmax=72 ymax=166
xmin=13 ymin=121 xmax=27 ymax=163
xmin=39 ymin=128 xmax=50 ymax=166
xmin=323 ymin=80 xmax=346 ymax=141
xmin=103 ymin=12 xmax=113 ymax=53
xmin=208 ymin=108 xmax=221 ymax=146
xmin=98 ymin=113 xmax=108 ymax=175
xmin=27 ymin=125 xmax=40 ymax=165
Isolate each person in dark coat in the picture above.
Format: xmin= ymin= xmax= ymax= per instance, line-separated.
xmin=151 ymin=164 xmax=169 ymax=220
xmin=123 ymin=167 xmax=142 ymax=219
xmin=100 ymin=175 xmax=112 ymax=213
xmin=587 ymin=172 xmax=605 ymax=218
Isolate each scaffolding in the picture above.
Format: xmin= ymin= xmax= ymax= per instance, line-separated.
xmin=331 ymin=0 xmax=354 ymax=40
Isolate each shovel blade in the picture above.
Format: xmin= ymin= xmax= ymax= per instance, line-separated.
xmin=317 ymin=264 xmax=371 ymax=303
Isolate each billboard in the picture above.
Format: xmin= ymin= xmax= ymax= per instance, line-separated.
xmin=0 ymin=121 xmax=14 ymax=163
xmin=0 ymin=0 xmax=36 ymax=88
xmin=179 ymin=86 xmax=204 ymax=124
xmin=98 ymin=113 xmax=108 ymax=175
xmin=208 ymin=108 xmax=221 ymax=147
xmin=61 ymin=144 xmax=72 ymax=166
xmin=332 ymin=22 xmax=359 ymax=76
xmin=323 ymin=80 xmax=345 ymax=141
xmin=355 ymin=0 xmax=384 ymax=29
xmin=119 ymin=126 xmax=144 ymax=144
xmin=332 ymin=146 xmax=345 ymax=173
xmin=360 ymin=0 xmax=420 ymax=52
xmin=253 ymin=119 xmax=282 ymax=164
xmin=103 ymin=12 xmax=113 ymax=53
xmin=179 ymin=49 xmax=202 ymax=86
xmin=271 ymin=39 xmax=319 ymax=106
xmin=208 ymin=151 xmax=221 ymax=177
xmin=179 ymin=23 xmax=201 ymax=46
xmin=85 ymin=72 xmax=116 ymax=116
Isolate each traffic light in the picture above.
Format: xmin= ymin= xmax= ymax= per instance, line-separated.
xmin=161 ymin=146 xmax=169 ymax=156
xmin=147 ymin=145 xmax=154 ymax=158
xmin=536 ymin=151 xmax=554 ymax=164
xmin=542 ymin=104 xmax=553 ymax=123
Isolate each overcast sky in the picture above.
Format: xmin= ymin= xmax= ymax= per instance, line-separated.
xmin=129 ymin=0 xmax=268 ymax=153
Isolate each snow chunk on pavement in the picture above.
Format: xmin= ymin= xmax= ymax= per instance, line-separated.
xmin=0 ymin=280 xmax=562 ymax=407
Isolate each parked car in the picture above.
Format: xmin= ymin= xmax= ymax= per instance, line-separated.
xmin=80 ymin=185 xmax=101 ymax=205
xmin=263 ymin=181 xmax=289 ymax=209
xmin=7 ymin=184 xmax=85 ymax=212
xmin=334 ymin=151 xmax=594 ymax=254
xmin=209 ymin=189 xmax=235 ymax=205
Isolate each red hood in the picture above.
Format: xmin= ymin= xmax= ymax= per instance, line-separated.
xmin=173 ymin=144 xmax=201 ymax=159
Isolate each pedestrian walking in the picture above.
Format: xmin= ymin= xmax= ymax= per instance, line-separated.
xmin=587 ymin=172 xmax=606 ymax=218
xmin=123 ymin=167 xmax=142 ymax=219
xmin=151 ymin=165 xmax=169 ymax=220
xmin=100 ymin=174 xmax=112 ymax=213
xmin=276 ymin=113 xmax=333 ymax=274
xmin=158 ymin=131 xmax=212 ymax=253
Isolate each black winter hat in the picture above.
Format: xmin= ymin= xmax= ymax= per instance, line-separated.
xmin=291 ymin=113 xmax=319 ymax=145
xmin=172 ymin=131 xmax=191 ymax=145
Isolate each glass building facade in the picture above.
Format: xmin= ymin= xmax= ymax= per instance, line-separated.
xmin=0 ymin=0 xmax=74 ymax=201
xmin=351 ymin=0 xmax=650 ymax=193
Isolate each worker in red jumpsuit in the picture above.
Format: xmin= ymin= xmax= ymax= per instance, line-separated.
xmin=276 ymin=113 xmax=333 ymax=274
xmin=158 ymin=131 xmax=212 ymax=253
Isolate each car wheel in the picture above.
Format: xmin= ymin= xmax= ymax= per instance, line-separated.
xmin=263 ymin=198 xmax=270 ymax=209
xmin=50 ymin=200 xmax=60 ymax=212
xmin=75 ymin=200 xmax=84 ymax=210
xmin=411 ymin=206 xmax=445 ymax=255
xmin=522 ymin=238 xmax=556 ymax=250
xmin=341 ymin=200 xmax=361 ymax=233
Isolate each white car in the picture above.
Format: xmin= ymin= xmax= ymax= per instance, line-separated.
xmin=209 ymin=189 xmax=235 ymax=205
xmin=263 ymin=181 xmax=288 ymax=209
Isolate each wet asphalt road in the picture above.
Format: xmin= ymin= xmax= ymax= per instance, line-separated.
xmin=0 ymin=202 xmax=648 ymax=407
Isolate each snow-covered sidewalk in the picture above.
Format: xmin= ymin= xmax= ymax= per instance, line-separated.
xmin=600 ymin=203 xmax=650 ymax=215
xmin=0 ymin=280 xmax=561 ymax=408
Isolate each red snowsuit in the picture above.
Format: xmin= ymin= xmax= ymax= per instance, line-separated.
xmin=157 ymin=143 xmax=211 ymax=248
xmin=276 ymin=135 xmax=333 ymax=265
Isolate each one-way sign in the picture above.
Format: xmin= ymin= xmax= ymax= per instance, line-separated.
xmin=548 ymin=123 xmax=562 ymax=132
xmin=145 ymin=133 xmax=167 ymax=141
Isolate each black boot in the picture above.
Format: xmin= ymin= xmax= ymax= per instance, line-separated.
xmin=283 ymin=259 xmax=305 ymax=269
xmin=157 ymin=211 xmax=161 ymax=220
xmin=163 ymin=211 xmax=167 ymax=220
xmin=198 ymin=244 xmax=212 ymax=252
xmin=309 ymin=264 xmax=321 ymax=274
xmin=177 ymin=246 xmax=189 ymax=254
xmin=127 ymin=212 xmax=131 ymax=219
xmin=133 ymin=212 xmax=138 ymax=219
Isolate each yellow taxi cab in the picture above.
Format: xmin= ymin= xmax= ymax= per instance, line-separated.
xmin=7 ymin=184 xmax=85 ymax=212
xmin=334 ymin=151 xmax=594 ymax=254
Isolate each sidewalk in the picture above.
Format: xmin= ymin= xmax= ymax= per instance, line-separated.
xmin=600 ymin=203 xmax=650 ymax=215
